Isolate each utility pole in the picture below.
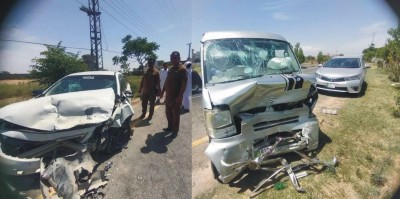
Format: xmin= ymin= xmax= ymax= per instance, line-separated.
xmin=80 ymin=0 xmax=103 ymax=70
xmin=371 ymin=32 xmax=375 ymax=47
xmin=186 ymin=43 xmax=192 ymax=61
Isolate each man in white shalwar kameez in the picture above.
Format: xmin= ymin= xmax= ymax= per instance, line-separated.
xmin=182 ymin=61 xmax=192 ymax=112
xmin=157 ymin=63 xmax=169 ymax=104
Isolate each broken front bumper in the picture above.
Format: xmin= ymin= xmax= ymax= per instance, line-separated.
xmin=0 ymin=127 xmax=96 ymax=175
xmin=205 ymin=113 xmax=319 ymax=184
xmin=0 ymin=141 xmax=40 ymax=175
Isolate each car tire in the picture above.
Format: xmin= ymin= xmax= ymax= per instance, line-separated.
xmin=192 ymin=84 xmax=200 ymax=93
xmin=105 ymin=118 xmax=132 ymax=154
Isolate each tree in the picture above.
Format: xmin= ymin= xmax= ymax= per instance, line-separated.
xmin=293 ymin=43 xmax=305 ymax=63
xmin=0 ymin=71 xmax=10 ymax=75
xmin=112 ymin=55 xmax=130 ymax=74
xmin=362 ymin=44 xmax=377 ymax=62
xmin=113 ymin=35 xmax=159 ymax=71
xmin=317 ymin=51 xmax=324 ymax=64
xmin=386 ymin=27 xmax=400 ymax=81
xmin=305 ymin=55 xmax=316 ymax=63
xmin=82 ymin=54 xmax=95 ymax=70
xmin=30 ymin=42 xmax=88 ymax=86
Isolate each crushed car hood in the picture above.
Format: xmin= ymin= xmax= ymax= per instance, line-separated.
xmin=0 ymin=88 xmax=115 ymax=131
xmin=206 ymin=74 xmax=314 ymax=115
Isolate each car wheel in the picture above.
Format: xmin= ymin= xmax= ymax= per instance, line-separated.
xmin=192 ymin=84 xmax=200 ymax=93
xmin=105 ymin=119 xmax=132 ymax=154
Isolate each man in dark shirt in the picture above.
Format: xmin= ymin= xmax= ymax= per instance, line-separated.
xmin=160 ymin=51 xmax=187 ymax=137
xmin=138 ymin=58 xmax=160 ymax=120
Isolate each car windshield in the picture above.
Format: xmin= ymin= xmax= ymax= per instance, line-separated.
xmin=44 ymin=75 xmax=117 ymax=96
xmin=323 ymin=58 xmax=360 ymax=68
xmin=203 ymin=38 xmax=300 ymax=85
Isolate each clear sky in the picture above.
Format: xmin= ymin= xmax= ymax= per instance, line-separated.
xmin=0 ymin=0 xmax=398 ymax=73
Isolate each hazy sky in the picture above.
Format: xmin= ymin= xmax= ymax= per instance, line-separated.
xmin=0 ymin=0 xmax=398 ymax=73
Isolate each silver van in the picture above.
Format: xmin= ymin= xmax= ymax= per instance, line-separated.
xmin=201 ymin=31 xmax=320 ymax=183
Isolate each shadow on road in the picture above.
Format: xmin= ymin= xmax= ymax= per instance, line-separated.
xmin=140 ymin=131 xmax=177 ymax=154
xmin=131 ymin=118 xmax=152 ymax=127
xmin=0 ymin=173 xmax=41 ymax=199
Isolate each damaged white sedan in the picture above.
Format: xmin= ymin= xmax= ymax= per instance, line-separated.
xmin=0 ymin=71 xmax=134 ymax=176
xmin=201 ymin=31 xmax=330 ymax=187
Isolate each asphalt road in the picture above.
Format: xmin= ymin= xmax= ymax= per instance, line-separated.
xmin=191 ymin=66 xmax=318 ymax=197
xmin=2 ymin=98 xmax=191 ymax=199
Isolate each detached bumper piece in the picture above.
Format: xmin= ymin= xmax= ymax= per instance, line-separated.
xmin=249 ymin=151 xmax=337 ymax=197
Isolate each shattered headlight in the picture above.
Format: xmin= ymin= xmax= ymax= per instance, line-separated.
xmin=204 ymin=109 xmax=237 ymax=139
xmin=344 ymin=74 xmax=361 ymax=81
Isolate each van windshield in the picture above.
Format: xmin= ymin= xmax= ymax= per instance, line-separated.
xmin=203 ymin=38 xmax=300 ymax=85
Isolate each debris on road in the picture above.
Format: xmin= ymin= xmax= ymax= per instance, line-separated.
xmin=249 ymin=150 xmax=337 ymax=198
xmin=321 ymin=106 xmax=338 ymax=115
xmin=40 ymin=150 xmax=110 ymax=199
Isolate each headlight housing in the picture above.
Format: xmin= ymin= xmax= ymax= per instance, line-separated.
xmin=315 ymin=73 xmax=322 ymax=79
xmin=344 ymin=74 xmax=361 ymax=81
xmin=204 ymin=109 xmax=237 ymax=139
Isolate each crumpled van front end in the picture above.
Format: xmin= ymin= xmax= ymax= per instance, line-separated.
xmin=201 ymin=31 xmax=320 ymax=183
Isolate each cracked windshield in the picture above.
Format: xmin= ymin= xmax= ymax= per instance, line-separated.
xmin=204 ymin=39 xmax=300 ymax=85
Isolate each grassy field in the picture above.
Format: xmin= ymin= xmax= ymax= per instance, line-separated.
xmin=197 ymin=67 xmax=400 ymax=199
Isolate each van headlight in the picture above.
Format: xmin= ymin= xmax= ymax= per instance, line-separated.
xmin=204 ymin=109 xmax=237 ymax=139
xmin=345 ymin=74 xmax=361 ymax=81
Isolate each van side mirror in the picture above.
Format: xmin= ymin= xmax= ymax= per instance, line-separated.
xmin=318 ymin=64 xmax=322 ymax=67
xmin=364 ymin=64 xmax=371 ymax=69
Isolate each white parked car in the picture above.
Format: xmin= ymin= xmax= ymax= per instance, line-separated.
xmin=0 ymin=71 xmax=134 ymax=175
xmin=315 ymin=56 xmax=367 ymax=94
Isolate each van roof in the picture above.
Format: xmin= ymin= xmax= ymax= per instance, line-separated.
xmin=201 ymin=31 xmax=287 ymax=42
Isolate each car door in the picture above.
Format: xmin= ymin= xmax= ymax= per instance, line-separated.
xmin=112 ymin=74 xmax=134 ymax=127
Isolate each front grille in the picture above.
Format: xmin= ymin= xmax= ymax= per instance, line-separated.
xmin=0 ymin=136 xmax=47 ymax=157
xmin=321 ymin=76 xmax=345 ymax=82
xmin=253 ymin=116 xmax=299 ymax=131
xmin=317 ymin=84 xmax=348 ymax=91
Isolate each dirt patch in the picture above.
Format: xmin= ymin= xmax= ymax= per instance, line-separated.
xmin=192 ymin=162 xmax=218 ymax=198
xmin=0 ymin=79 xmax=33 ymax=85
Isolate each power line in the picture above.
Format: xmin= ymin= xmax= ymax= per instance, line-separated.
xmin=102 ymin=0 xmax=149 ymax=36
xmin=0 ymin=39 xmax=121 ymax=54
xmin=118 ymin=0 xmax=155 ymax=33
xmin=98 ymin=6 xmax=140 ymax=36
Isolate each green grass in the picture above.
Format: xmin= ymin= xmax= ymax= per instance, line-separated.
xmin=125 ymin=75 xmax=142 ymax=98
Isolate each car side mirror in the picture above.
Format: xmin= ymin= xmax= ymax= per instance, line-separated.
xmin=364 ymin=64 xmax=371 ymax=69
xmin=32 ymin=89 xmax=44 ymax=97
xmin=125 ymin=91 xmax=134 ymax=98
xmin=317 ymin=64 xmax=322 ymax=67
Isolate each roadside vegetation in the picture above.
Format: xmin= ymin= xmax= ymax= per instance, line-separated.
xmin=197 ymin=65 xmax=400 ymax=199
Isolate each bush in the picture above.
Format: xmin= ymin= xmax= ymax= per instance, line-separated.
xmin=394 ymin=92 xmax=400 ymax=118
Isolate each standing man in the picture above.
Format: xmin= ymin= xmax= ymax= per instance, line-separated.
xmin=156 ymin=62 xmax=169 ymax=104
xmin=138 ymin=57 xmax=160 ymax=120
xmin=182 ymin=61 xmax=192 ymax=112
xmin=160 ymin=51 xmax=187 ymax=137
